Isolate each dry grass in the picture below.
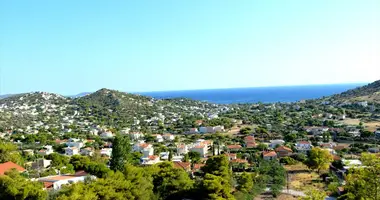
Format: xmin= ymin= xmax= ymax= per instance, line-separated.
xmin=289 ymin=172 xmax=324 ymax=191
xmin=342 ymin=118 xmax=360 ymax=125
xmin=284 ymin=163 xmax=308 ymax=172
xmin=363 ymin=121 xmax=380 ymax=132
xmin=341 ymin=118 xmax=380 ymax=132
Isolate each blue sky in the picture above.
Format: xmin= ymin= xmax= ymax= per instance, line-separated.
xmin=0 ymin=0 xmax=379 ymax=95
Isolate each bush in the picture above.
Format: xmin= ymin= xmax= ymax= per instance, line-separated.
xmin=280 ymin=157 xmax=298 ymax=165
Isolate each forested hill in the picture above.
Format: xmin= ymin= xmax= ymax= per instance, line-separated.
xmin=332 ymin=79 xmax=380 ymax=102
xmin=0 ymin=88 xmax=227 ymax=131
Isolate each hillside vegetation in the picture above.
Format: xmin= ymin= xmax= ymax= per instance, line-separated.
xmin=333 ymin=80 xmax=380 ymax=102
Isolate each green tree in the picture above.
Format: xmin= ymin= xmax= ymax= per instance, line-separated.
xmin=150 ymin=162 xmax=194 ymax=199
xmin=239 ymin=127 xmax=252 ymax=135
xmin=0 ymin=141 xmax=23 ymax=164
xmin=343 ymin=153 xmax=380 ymax=200
xmin=110 ymin=134 xmax=132 ymax=171
xmin=168 ymin=150 xmax=173 ymax=161
xmin=202 ymin=174 xmax=235 ymax=200
xmin=0 ymin=169 xmax=47 ymax=200
xmin=306 ymin=148 xmax=333 ymax=174
xmin=202 ymin=155 xmax=232 ymax=179
xmin=236 ymin=172 xmax=253 ymax=193
xmin=301 ymin=188 xmax=326 ymax=200
xmin=188 ymin=151 xmax=201 ymax=164
xmin=57 ymin=167 xmax=154 ymax=200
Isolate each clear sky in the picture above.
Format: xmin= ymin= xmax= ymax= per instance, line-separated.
xmin=0 ymin=0 xmax=379 ymax=95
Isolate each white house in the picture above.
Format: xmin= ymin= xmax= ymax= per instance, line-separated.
xmin=129 ymin=132 xmax=144 ymax=141
xmin=80 ymin=147 xmax=94 ymax=156
xmin=188 ymin=128 xmax=199 ymax=134
xmin=177 ymin=144 xmax=189 ymax=155
xmin=160 ymin=152 xmax=170 ymax=160
xmin=100 ymin=148 xmax=112 ymax=157
xmin=38 ymin=174 xmax=95 ymax=190
xmin=64 ymin=147 xmax=79 ymax=156
xmin=141 ymin=144 xmax=154 ymax=158
xmin=269 ymin=140 xmax=285 ymax=149
xmin=141 ymin=155 xmax=161 ymax=165
xmin=348 ymin=130 xmax=361 ymax=137
xmin=190 ymin=145 xmax=208 ymax=157
xmin=152 ymin=134 xmax=164 ymax=142
xmin=31 ymin=159 xmax=52 ymax=170
xmin=357 ymin=101 xmax=368 ymax=107
xmin=38 ymin=145 xmax=54 ymax=156
xmin=339 ymin=114 xmax=346 ymax=120
xmin=100 ymin=131 xmax=114 ymax=139
xmin=66 ymin=138 xmax=84 ymax=149
xmin=213 ymin=126 xmax=225 ymax=132
xmin=163 ymin=134 xmax=175 ymax=141
xmin=296 ymin=141 xmax=312 ymax=153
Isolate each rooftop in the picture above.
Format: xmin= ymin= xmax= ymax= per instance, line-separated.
xmin=263 ymin=151 xmax=277 ymax=157
xmin=0 ymin=161 xmax=25 ymax=175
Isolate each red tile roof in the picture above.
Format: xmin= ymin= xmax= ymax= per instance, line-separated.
xmin=227 ymin=145 xmax=242 ymax=149
xmin=74 ymin=170 xmax=88 ymax=176
xmin=43 ymin=182 xmax=54 ymax=189
xmin=148 ymin=155 xmax=159 ymax=160
xmin=275 ymin=146 xmax=293 ymax=153
xmin=139 ymin=143 xmax=150 ymax=148
xmin=231 ymin=159 xmax=248 ymax=163
xmin=298 ymin=141 xmax=310 ymax=145
xmin=173 ymin=162 xmax=191 ymax=170
xmin=246 ymin=142 xmax=257 ymax=148
xmin=244 ymin=136 xmax=255 ymax=142
xmin=193 ymin=163 xmax=205 ymax=170
xmin=263 ymin=151 xmax=277 ymax=157
xmin=0 ymin=162 xmax=25 ymax=175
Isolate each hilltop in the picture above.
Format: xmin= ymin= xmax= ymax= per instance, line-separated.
xmin=0 ymin=88 xmax=228 ymax=132
xmin=332 ymin=80 xmax=380 ymax=102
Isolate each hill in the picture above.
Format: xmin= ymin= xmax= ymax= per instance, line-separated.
xmin=0 ymin=89 xmax=227 ymax=133
xmin=332 ymin=80 xmax=380 ymax=102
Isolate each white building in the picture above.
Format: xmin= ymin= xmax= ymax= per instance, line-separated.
xmin=66 ymin=138 xmax=84 ymax=149
xmin=269 ymin=140 xmax=285 ymax=149
xmin=213 ymin=126 xmax=225 ymax=132
xmin=296 ymin=141 xmax=312 ymax=153
xmin=100 ymin=148 xmax=112 ymax=157
xmin=163 ymin=134 xmax=175 ymax=141
xmin=357 ymin=101 xmax=368 ymax=107
xmin=38 ymin=174 xmax=95 ymax=190
xmin=141 ymin=144 xmax=154 ymax=158
xmin=141 ymin=155 xmax=161 ymax=165
xmin=38 ymin=145 xmax=54 ymax=156
xmin=100 ymin=131 xmax=114 ymax=139
xmin=152 ymin=134 xmax=164 ymax=142
xmin=177 ymin=144 xmax=189 ymax=155
xmin=190 ymin=145 xmax=208 ymax=157
xmin=188 ymin=128 xmax=199 ymax=134
xmin=80 ymin=147 xmax=94 ymax=156
xmin=31 ymin=159 xmax=52 ymax=170
xmin=64 ymin=147 xmax=79 ymax=156
xmin=129 ymin=132 xmax=144 ymax=141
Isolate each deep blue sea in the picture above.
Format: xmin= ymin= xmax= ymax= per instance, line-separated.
xmin=140 ymin=84 xmax=365 ymax=104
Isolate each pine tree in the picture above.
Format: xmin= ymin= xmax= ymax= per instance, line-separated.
xmin=110 ymin=134 xmax=132 ymax=171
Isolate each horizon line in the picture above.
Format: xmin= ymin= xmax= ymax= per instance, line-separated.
xmin=1 ymin=82 xmax=368 ymax=97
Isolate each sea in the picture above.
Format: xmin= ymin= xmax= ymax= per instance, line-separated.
xmin=140 ymin=83 xmax=366 ymax=104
